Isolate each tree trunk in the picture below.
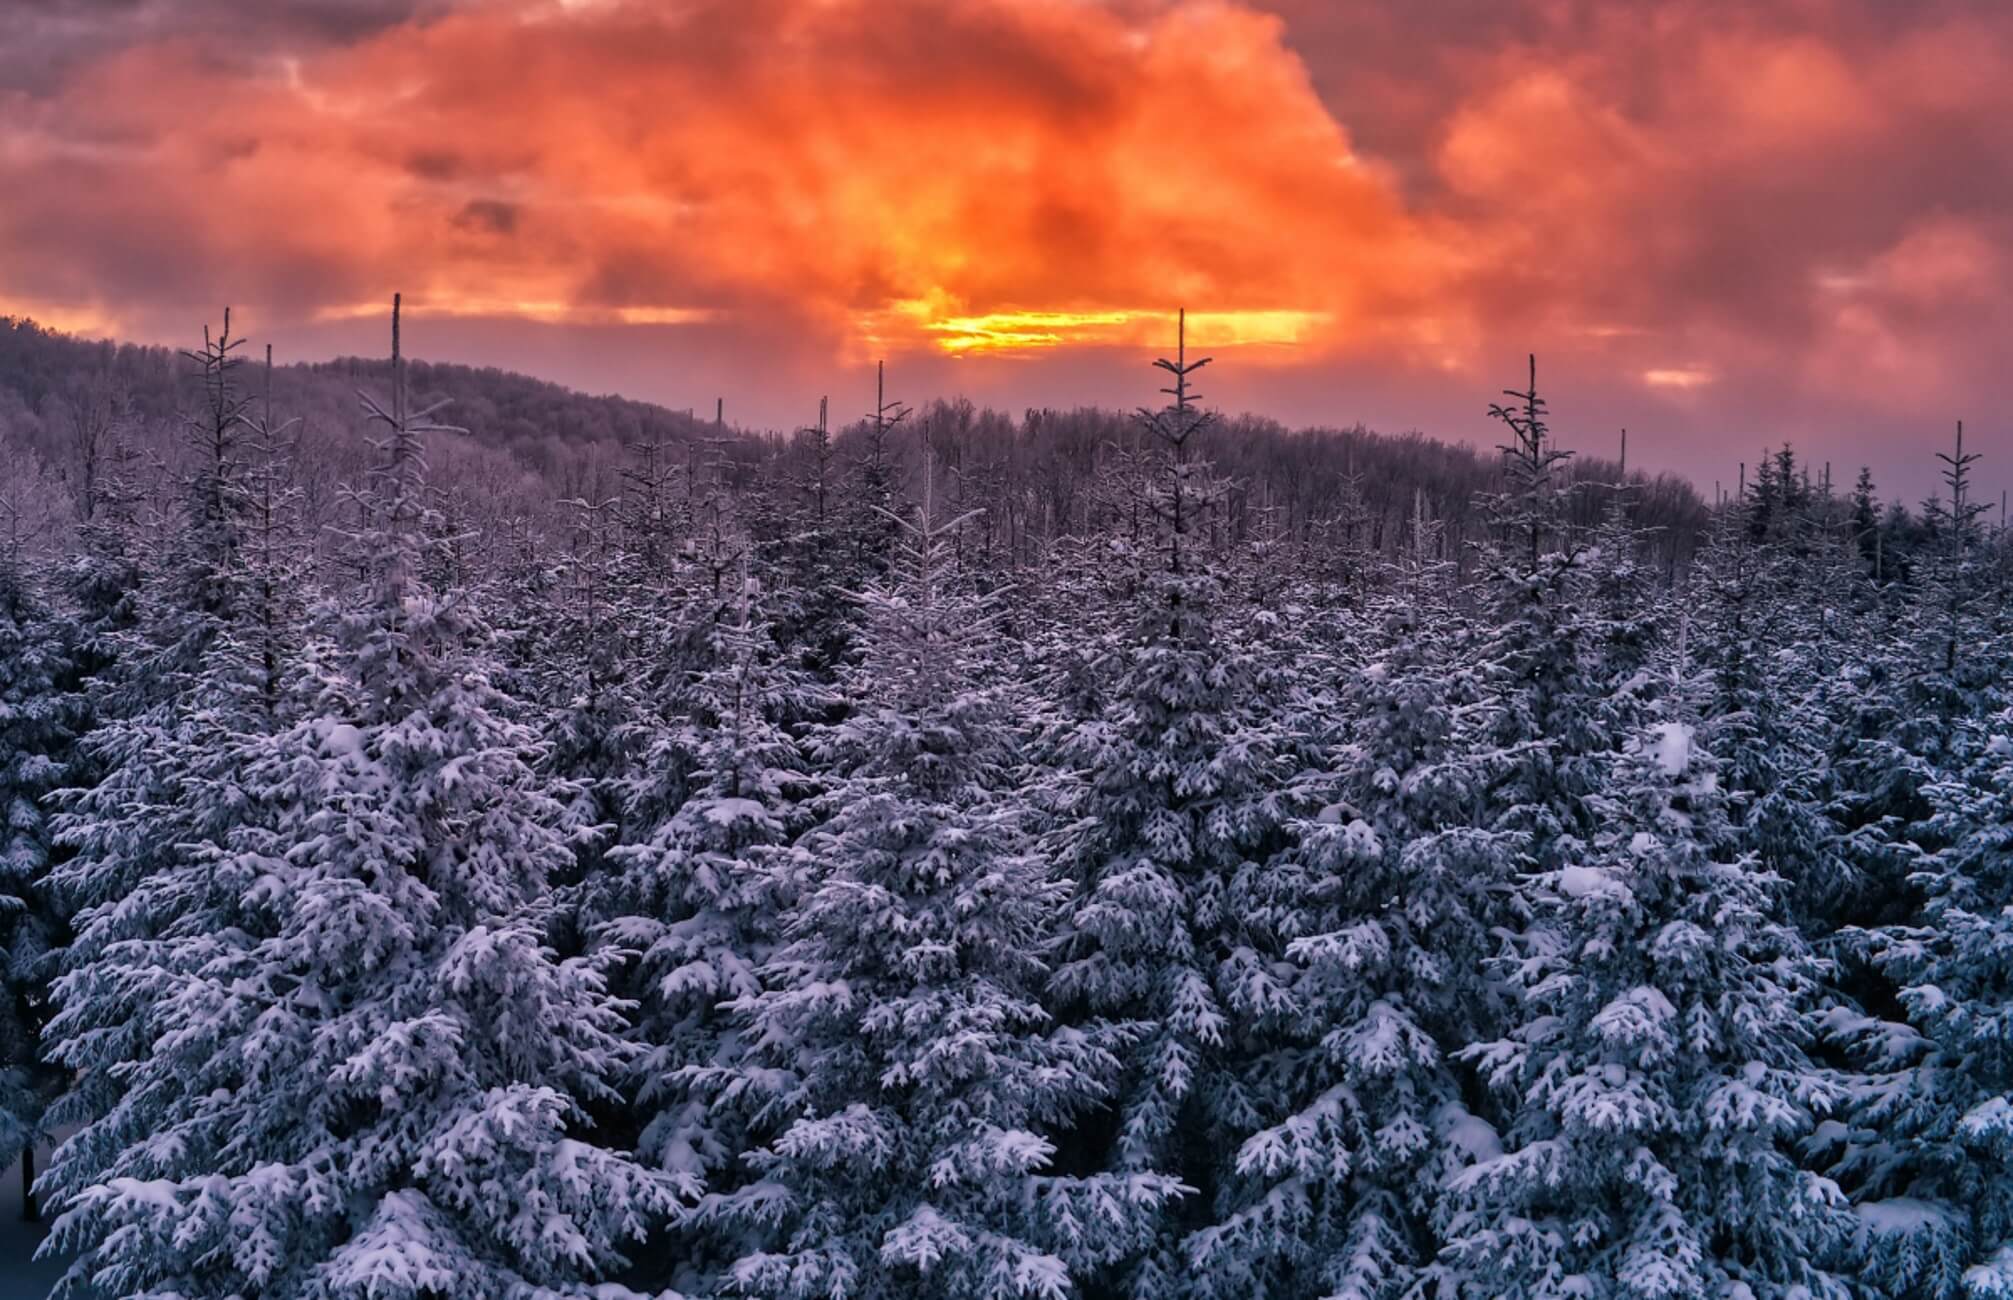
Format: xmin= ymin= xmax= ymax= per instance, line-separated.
xmin=21 ymin=1144 xmax=37 ymax=1223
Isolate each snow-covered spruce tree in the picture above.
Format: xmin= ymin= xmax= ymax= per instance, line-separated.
xmin=42 ymin=298 xmax=672 ymax=1299
xmin=40 ymin=331 xmax=322 ymax=1256
xmin=1685 ymin=491 xmax=1853 ymax=919
xmin=1446 ymin=629 xmax=1856 ymax=1299
xmin=488 ymin=511 xmax=567 ymax=706
xmin=223 ymin=343 xmax=312 ymax=724
xmin=1470 ymin=356 xmax=1609 ymax=862
xmin=585 ymin=550 xmax=819 ymax=1295
xmin=1820 ymin=427 xmax=2013 ymax=1297
xmin=1429 ymin=372 xmax=1615 ymax=1240
xmin=58 ymin=321 xmax=231 ymax=710
xmin=1048 ymin=315 xmax=1307 ymax=1299
xmin=1763 ymin=454 xmax=1878 ymax=885
xmin=1831 ymin=445 xmax=1997 ymax=916
xmin=755 ymin=378 xmax=904 ymax=687
xmin=0 ymin=491 xmax=80 ymax=1219
xmin=60 ymin=400 xmax=146 ymax=680
xmin=1013 ymin=426 xmax=1181 ymax=776
xmin=54 ymin=308 xmax=260 ymax=799
xmin=1006 ymin=521 xmax=1146 ymax=905
xmin=1017 ymin=528 xmax=1125 ymax=737
xmin=1199 ymin=493 xmax=1517 ymax=1298
xmin=618 ymin=423 xmax=690 ymax=592
xmin=43 ymin=312 xmax=283 ymax=1162
xmin=692 ymin=456 xmax=1176 ymax=1300
xmin=1832 ymin=700 xmax=2013 ymax=1296
xmin=537 ymin=494 xmax=642 ymax=875
xmin=765 ymin=397 xmax=868 ymax=680
xmin=1864 ymin=426 xmax=2005 ymax=807
xmin=45 ymin=346 xmax=308 ymax=1223
xmin=1575 ymin=452 xmax=1668 ymax=700
xmin=842 ymin=363 xmax=909 ymax=589
xmin=161 ymin=312 xmax=259 ymax=685
xmin=501 ymin=440 xmax=698 ymax=878
xmin=614 ymin=499 xmax=783 ymax=854
xmin=1215 ymin=488 xmax=1339 ymax=797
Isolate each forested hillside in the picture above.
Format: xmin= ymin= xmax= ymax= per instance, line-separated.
xmin=0 ymin=315 xmax=1710 ymax=580
xmin=0 ymin=304 xmax=2006 ymax=1299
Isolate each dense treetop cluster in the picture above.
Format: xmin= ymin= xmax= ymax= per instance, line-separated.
xmin=0 ymin=307 xmax=2009 ymax=1299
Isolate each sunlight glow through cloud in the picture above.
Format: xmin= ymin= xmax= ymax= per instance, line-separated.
xmin=1642 ymin=367 xmax=1715 ymax=390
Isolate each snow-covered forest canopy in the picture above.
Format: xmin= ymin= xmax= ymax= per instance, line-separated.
xmin=1 ymin=301 xmax=2010 ymax=1300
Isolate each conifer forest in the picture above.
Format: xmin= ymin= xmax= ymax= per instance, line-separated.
xmin=2 ymin=300 xmax=2013 ymax=1300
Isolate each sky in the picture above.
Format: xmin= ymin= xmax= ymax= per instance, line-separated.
xmin=3 ymin=0 xmax=2011 ymax=500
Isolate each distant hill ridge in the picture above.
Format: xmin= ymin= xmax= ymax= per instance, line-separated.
xmin=0 ymin=314 xmax=1708 ymax=565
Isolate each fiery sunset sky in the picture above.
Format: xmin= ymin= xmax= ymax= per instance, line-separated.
xmin=5 ymin=0 xmax=2011 ymax=494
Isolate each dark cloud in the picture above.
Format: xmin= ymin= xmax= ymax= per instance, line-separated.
xmin=406 ymin=150 xmax=465 ymax=181
xmin=452 ymin=198 xmax=519 ymax=236
xmin=0 ymin=0 xmax=438 ymax=96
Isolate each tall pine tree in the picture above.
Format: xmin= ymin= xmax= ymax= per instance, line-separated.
xmin=43 ymin=299 xmax=673 ymax=1299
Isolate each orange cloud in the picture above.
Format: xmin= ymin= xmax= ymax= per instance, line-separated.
xmin=4 ymin=0 xmax=2013 ymax=496
xmin=0 ymin=0 xmax=1465 ymax=364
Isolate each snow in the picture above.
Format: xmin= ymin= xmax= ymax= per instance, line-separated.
xmin=1616 ymin=670 xmax=1657 ymax=696
xmin=1433 ymin=1103 xmax=1504 ymax=1163
xmin=1557 ymin=865 xmax=1620 ymax=899
xmin=1967 ymin=1245 xmax=2013 ymax=1296
xmin=1649 ymin=720 xmax=1692 ymax=776
xmin=322 ymin=720 xmax=366 ymax=758
xmin=1591 ymin=986 xmax=1677 ymax=1051
xmin=702 ymin=797 xmax=770 ymax=827
xmin=1960 ymin=1095 xmax=2013 ymax=1142
xmin=1856 ymin=1197 xmax=1961 ymax=1236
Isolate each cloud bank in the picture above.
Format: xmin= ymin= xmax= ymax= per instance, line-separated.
xmin=4 ymin=0 xmax=2010 ymax=491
